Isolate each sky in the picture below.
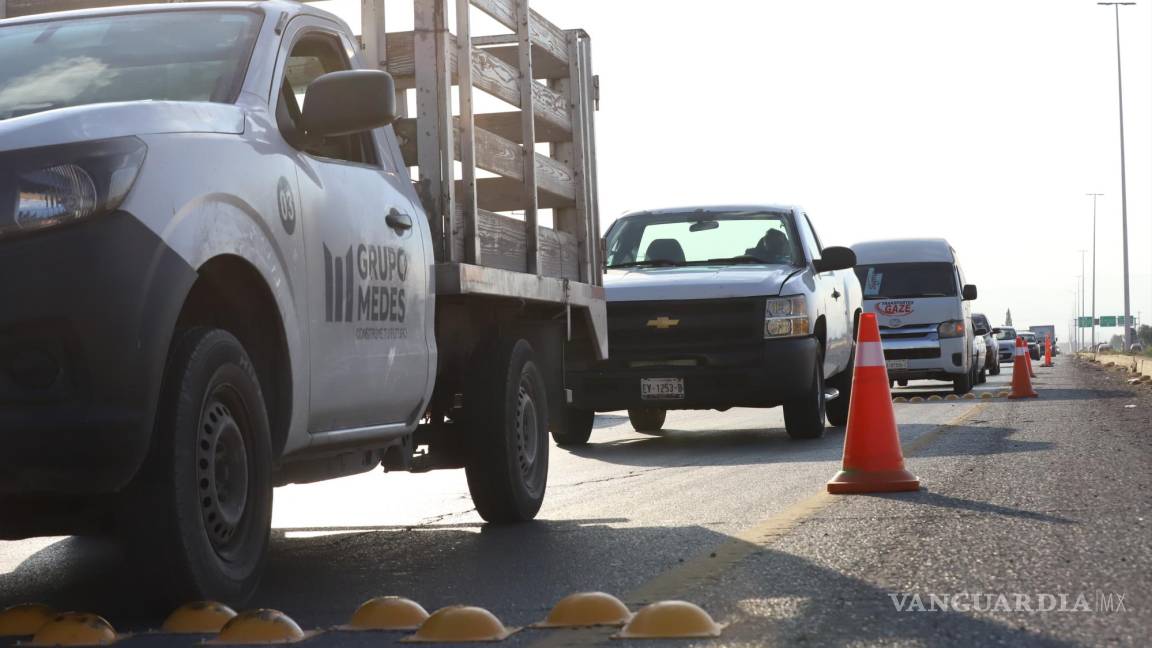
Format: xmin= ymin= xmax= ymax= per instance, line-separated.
xmin=322 ymin=0 xmax=1152 ymax=345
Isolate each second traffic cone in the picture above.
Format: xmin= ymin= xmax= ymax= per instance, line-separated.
xmin=1043 ymin=335 xmax=1053 ymax=367
xmin=1025 ymin=343 xmax=1037 ymax=377
xmin=1008 ymin=337 xmax=1038 ymax=398
xmin=827 ymin=313 xmax=919 ymax=494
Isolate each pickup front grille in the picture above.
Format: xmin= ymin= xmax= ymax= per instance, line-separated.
xmin=884 ymin=348 xmax=941 ymax=360
xmin=607 ymin=297 xmax=765 ymax=355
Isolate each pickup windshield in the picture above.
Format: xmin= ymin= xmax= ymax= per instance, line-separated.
xmin=604 ymin=211 xmax=797 ymax=268
xmin=0 ymin=10 xmax=260 ymax=120
xmin=854 ymin=262 xmax=958 ymax=299
xmin=995 ymin=328 xmax=1017 ymax=341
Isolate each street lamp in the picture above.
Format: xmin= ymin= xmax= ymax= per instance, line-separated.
xmin=1078 ymin=250 xmax=1087 ymax=351
xmin=1087 ymin=193 xmax=1103 ymax=349
xmin=1097 ymin=2 xmax=1135 ymax=349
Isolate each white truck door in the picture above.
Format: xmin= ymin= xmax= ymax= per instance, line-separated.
xmin=275 ymin=22 xmax=430 ymax=431
xmin=799 ymin=213 xmax=852 ymax=373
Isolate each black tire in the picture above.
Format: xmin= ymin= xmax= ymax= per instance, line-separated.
xmin=989 ymin=359 xmax=1000 ymax=376
xmin=978 ymin=365 xmax=987 ymax=384
xmin=551 ymin=406 xmax=595 ymax=447
xmin=121 ymin=328 xmax=272 ymax=607
xmin=784 ymin=355 xmax=826 ymax=439
xmin=627 ymin=408 xmax=666 ymax=434
xmin=464 ymin=338 xmax=549 ymax=523
xmin=953 ymin=368 xmax=973 ymax=395
xmin=825 ymin=354 xmax=853 ymax=427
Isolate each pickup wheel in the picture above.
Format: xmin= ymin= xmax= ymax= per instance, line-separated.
xmin=465 ymin=338 xmax=549 ymax=523
xmin=121 ymin=328 xmax=272 ymax=607
xmin=627 ymin=408 xmax=666 ymax=434
xmin=551 ymin=407 xmax=595 ymax=446
xmin=784 ymin=355 xmax=826 ymax=439
xmin=953 ymin=368 xmax=973 ymax=395
xmin=825 ymin=355 xmax=854 ymax=427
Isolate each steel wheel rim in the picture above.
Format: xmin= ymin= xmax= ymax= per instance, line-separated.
xmin=514 ymin=374 xmax=541 ymax=490
xmin=197 ymin=388 xmax=251 ymax=559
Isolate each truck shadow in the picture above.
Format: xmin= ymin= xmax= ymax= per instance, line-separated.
xmin=865 ymin=491 xmax=1077 ymax=525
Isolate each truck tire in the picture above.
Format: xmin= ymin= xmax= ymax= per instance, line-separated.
xmin=121 ymin=328 xmax=272 ymax=607
xmin=627 ymin=408 xmax=666 ymax=434
xmin=551 ymin=407 xmax=595 ymax=446
xmin=784 ymin=355 xmax=826 ymax=439
xmin=953 ymin=368 xmax=973 ymax=395
xmin=825 ymin=355 xmax=854 ymax=427
xmin=465 ymin=338 xmax=549 ymax=523
xmin=989 ymin=359 xmax=1000 ymax=376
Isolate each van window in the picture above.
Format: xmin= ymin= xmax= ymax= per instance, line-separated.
xmin=853 ymin=262 xmax=958 ymax=299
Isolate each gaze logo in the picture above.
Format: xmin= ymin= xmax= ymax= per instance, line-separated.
xmin=322 ymin=243 xmax=408 ymax=329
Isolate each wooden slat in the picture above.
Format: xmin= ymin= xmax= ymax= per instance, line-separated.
xmin=361 ymin=0 xmax=386 ymax=68
xmin=393 ymin=119 xmax=576 ymax=203
xmin=472 ymin=42 xmax=569 ymax=79
xmin=474 ymin=111 xmax=570 ymax=144
xmin=457 ymin=209 xmax=578 ymax=279
xmin=456 ymin=0 xmax=480 ymax=264
xmin=470 ymin=0 xmax=569 ymax=67
xmin=414 ymin=0 xmax=456 ymax=262
xmin=465 ymin=178 xmax=572 ymax=213
xmin=514 ymin=0 xmax=539 ymax=275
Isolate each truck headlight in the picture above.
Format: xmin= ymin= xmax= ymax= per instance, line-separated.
xmin=938 ymin=320 xmax=966 ymax=338
xmin=2 ymin=137 xmax=147 ymax=238
xmin=765 ymin=295 xmax=810 ymax=338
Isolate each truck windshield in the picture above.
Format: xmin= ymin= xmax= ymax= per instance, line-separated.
xmin=854 ymin=262 xmax=958 ymax=299
xmin=0 ymin=10 xmax=261 ymax=120
xmin=604 ymin=211 xmax=797 ymax=268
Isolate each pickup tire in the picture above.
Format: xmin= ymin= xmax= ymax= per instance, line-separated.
xmin=825 ymin=355 xmax=854 ymax=427
xmin=551 ymin=407 xmax=595 ymax=447
xmin=784 ymin=356 xmax=826 ymax=439
xmin=627 ymin=408 xmax=666 ymax=434
xmin=121 ymin=328 xmax=272 ymax=607
xmin=465 ymin=338 xmax=549 ymax=523
xmin=953 ymin=368 xmax=973 ymax=395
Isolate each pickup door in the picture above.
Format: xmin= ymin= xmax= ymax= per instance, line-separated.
xmin=796 ymin=212 xmax=853 ymax=374
xmin=274 ymin=19 xmax=432 ymax=432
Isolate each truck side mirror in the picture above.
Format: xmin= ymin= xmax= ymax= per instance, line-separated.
xmin=962 ymin=284 xmax=978 ymax=301
xmin=813 ymin=246 xmax=856 ymax=273
xmin=301 ymin=70 xmax=397 ymax=137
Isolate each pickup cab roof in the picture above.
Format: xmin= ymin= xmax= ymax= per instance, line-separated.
xmin=0 ymin=0 xmax=318 ymax=22
xmin=618 ymin=204 xmax=800 ymax=219
xmin=851 ymin=238 xmax=956 ymax=264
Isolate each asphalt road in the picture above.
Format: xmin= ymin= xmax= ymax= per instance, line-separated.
xmin=2 ymin=359 xmax=1149 ymax=646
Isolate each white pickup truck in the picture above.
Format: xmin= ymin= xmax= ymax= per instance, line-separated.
xmin=564 ymin=205 xmax=862 ymax=441
xmin=0 ymin=0 xmax=606 ymax=604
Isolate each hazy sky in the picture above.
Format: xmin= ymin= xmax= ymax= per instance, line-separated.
xmin=322 ymin=0 xmax=1151 ymax=343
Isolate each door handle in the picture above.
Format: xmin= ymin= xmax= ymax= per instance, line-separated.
xmin=386 ymin=209 xmax=412 ymax=231
xmin=831 ymin=289 xmax=841 ymax=300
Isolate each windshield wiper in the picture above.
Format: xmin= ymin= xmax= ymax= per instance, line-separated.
xmin=605 ymin=259 xmax=684 ymax=269
xmin=691 ymin=255 xmax=774 ymax=265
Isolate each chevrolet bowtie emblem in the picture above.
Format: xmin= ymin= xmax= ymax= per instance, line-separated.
xmin=646 ymin=316 xmax=680 ymax=329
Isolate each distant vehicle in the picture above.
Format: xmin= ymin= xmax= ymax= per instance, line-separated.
xmin=1097 ymin=343 xmax=1113 ymax=353
xmin=972 ymin=313 xmax=999 ymax=376
xmin=1029 ymin=325 xmax=1057 ymax=356
xmin=1019 ymin=332 xmax=1041 ymax=360
xmin=971 ymin=330 xmax=987 ymax=383
xmin=994 ymin=326 xmax=1018 ymax=365
xmin=1131 ymin=343 xmax=1145 ymax=354
xmin=851 ymin=238 xmax=980 ymax=395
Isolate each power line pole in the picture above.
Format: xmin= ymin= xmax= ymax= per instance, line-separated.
xmin=1087 ymin=193 xmax=1103 ymax=349
xmin=1098 ymin=2 xmax=1134 ymax=349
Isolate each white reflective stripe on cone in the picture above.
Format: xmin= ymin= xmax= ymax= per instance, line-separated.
xmin=1016 ymin=347 xmax=1026 ymax=356
xmin=857 ymin=341 xmax=886 ymax=367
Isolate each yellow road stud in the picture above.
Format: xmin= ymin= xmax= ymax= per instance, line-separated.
xmin=909 ymin=396 xmax=924 ymax=403
xmin=613 ymin=601 xmax=723 ymax=639
xmin=533 ymin=592 xmax=631 ymax=628
xmin=980 ymin=392 xmax=993 ymax=399
xmin=215 ymin=609 xmax=305 ymax=644
xmin=0 ymin=603 xmax=55 ymax=637
xmin=347 ymin=597 xmax=429 ymax=631
xmin=963 ymin=393 xmax=976 ymax=400
xmin=998 ymin=391 xmax=1011 ymax=398
xmin=27 ymin=612 xmax=117 ymax=646
xmin=401 ymin=606 xmax=516 ymax=642
xmin=892 ymin=397 xmax=907 ymax=403
xmin=927 ymin=395 xmax=943 ymax=402
xmin=161 ymin=601 xmax=237 ymax=634
xmin=945 ymin=394 xmax=959 ymax=401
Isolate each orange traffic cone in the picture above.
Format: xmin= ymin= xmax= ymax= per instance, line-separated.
xmin=1008 ymin=337 xmax=1038 ymax=399
xmin=1043 ymin=335 xmax=1053 ymax=367
xmin=1024 ymin=343 xmax=1037 ymax=377
xmin=827 ymin=313 xmax=920 ymax=494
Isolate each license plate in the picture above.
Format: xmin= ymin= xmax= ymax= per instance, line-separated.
xmin=641 ymin=377 xmax=684 ymax=400
xmin=886 ymin=359 xmax=908 ymax=370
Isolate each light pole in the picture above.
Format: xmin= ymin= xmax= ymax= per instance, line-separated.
xmin=1098 ymin=2 xmax=1134 ymax=349
xmin=1078 ymin=251 xmax=1087 ymax=351
xmin=1087 ymin=193 xmax=1103 ymax=349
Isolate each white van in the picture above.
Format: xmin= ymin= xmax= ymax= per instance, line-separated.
xmin=850 ymin=239 xmax=980 ymax=394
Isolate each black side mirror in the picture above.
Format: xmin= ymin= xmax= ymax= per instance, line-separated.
xmin=962 ymin=284 xmax=978 ymax=301
xmin=301 ymin=70 xmax=397 ymax=137
xmin=974 ymin=326 xmax=989 ymax=336
xmin=813 ymin=246 xmax=856 ymax=273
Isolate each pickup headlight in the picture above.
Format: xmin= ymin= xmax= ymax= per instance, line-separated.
xmin=765 ymin=295 xmax=810 ymax=338
xmin=938 ymin=320 xmax=966 ymax=338
xmin=2 ymin=137 xmax=147 ymax=238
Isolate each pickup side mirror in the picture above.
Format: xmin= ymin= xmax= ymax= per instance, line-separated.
xmin=301 ymin=70 xmax=397 ymax=137
xmin=813 ymin=246 xmax=856 ymax=273
xmin=974 ymin=326 xmax=990 ymax=336
xmin=962 ymin=284 xmax=978 ymax=301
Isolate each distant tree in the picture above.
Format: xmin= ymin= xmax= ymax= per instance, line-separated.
xmin=1005 ymin=309 xmax=1013 ymax=326
xmin=1138 ymin=324 xmax=1152 ymax=347
xmin=1109 ymin=334 xmax=1123 ymax=351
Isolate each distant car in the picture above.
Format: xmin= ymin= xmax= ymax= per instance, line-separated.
xmin=1018 ymin=331 xmax=1041 ymax=360
xmin=1097 ymin=343 xmax=1113 ymax=353
xmin=1132 ymin=343 xmax=1145 ymax=354
xmin=994 ymin=326 xmax=1018 ymax=365
xmin=972 ymin=313 xmax=999 ymax=376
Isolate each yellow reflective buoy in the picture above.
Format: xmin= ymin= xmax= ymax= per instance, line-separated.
xmin=909 ymin=396 xmax=925 ymax=403
xmin=161 ymin=601 xmax=237 ymax=634
xmin=27 ymin=612 xmax=117 ymax=646
xmin=945 ymin=394 xmax=959 ymax=401
xmin=927 ymin=395 xmax=943 ymax=402
xmin=892 ymin=397 xmax=908 ymax=403
xmin=534 ymin=592 xmax=631 ymax=628
xmin=980 ymin=392 xmax=993 ymax=399
xmin=613 ymin=601 xmax=723 ymax=639
xmin=963 ymin=393 xmax=977 ymax=400
xmin=347 ymin=597 xmax=429 ymax=631
xmin=215 ymin=609 xmax=306 ymax=644
xmin=0 ymin=603 xmax=55 ymax=637
xmin=402 ymin=606 xmax=516 ymax=642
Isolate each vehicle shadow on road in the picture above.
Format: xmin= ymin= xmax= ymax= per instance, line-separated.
xmin=864 ymin=491 xmax=1077 ymax=525
xmin=914 ymin=426 xmax=1054 ymax=458
xmin=1029 ymin=388 xmax=1132 ymax=401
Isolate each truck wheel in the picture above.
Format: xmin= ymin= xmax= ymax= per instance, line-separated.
xmin=953 ymin=368 xmax=973 ymax=395
xmin=551 ymin=407 xmax=595 ymax=447
xmin=990 ymin=361 xmax=1000 ymax=376
xmin=825 ymin=356 xmax=854 ymax=427
xmin=627 ymin=408 xmax=666 ymax=434
xmin=122 ymin=328 xmax=272 ymax=606
xmin=465 ymin=338 xmax=549 ymax=523
xmin=784 ymin=356 xmax=826 ymax=439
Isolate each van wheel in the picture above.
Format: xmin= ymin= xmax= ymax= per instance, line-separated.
xmin=121 ymin=328 xmax=272 ymax=607
xmin=465 ymin=338 xmax=549 ymax=523
xmin=551 ymin=407 xmax=595 ymax=447
xmin=784 ymin=355 xmax=826 ymax=439
xmin=825 ymin=355 xmax=853 ymax=427
xmin=627 ymin=408 xmax=666 ymax=434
